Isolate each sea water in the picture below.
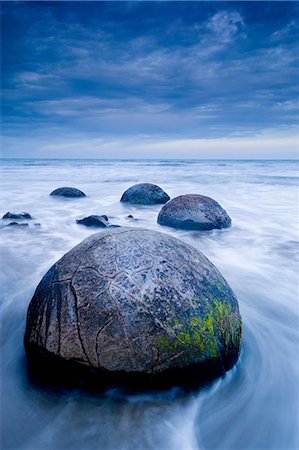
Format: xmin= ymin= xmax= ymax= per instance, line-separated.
xmin=1 ymin=159 xmax=298 ymax=450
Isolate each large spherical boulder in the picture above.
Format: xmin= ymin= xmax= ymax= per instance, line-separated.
xmin=121 ymin=183 xmax=170 ymax=205
xmin=50 ymin=187 xmax=86 ymax=198
xmin=24 ymin=228 xmax=241 ymax=388
xmin=158 ymin=194 xmax=231 ymax=230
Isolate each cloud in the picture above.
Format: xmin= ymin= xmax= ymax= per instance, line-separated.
xmin=206 ymin=10 xmax=246 ymax=43
xmin=2 ymin=126 xmax=298 ymax=160
xmin=271 ymin=20 xmax=299 ymax=42
xmin=273 ymin=99 xmax=299 ymax=111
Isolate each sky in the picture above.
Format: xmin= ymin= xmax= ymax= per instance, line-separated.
xmin=1 ymin=1 xmax=299 ymax=159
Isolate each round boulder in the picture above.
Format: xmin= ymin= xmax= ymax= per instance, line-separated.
xmin=157 ymin=194 xmax=231 ymax=230
xmin=120 ymin=183 xmax=170 ymax=205
xmin=24 ymin=228 xmax=241 ymax=388
xmin=50 ymin=187 xmax=86 ymax=198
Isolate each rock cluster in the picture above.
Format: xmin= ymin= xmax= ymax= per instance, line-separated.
xmin=22 ymin=180 xmax=240 ymax=389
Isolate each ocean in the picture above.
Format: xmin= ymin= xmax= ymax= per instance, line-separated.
xmin=1 ymin=159 xmax=298 ymax=450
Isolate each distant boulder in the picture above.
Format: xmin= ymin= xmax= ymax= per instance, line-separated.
xmin=157 ymin=194 xmax=231 ymax=230
xmin=50 ymin=187 xmax=86 ymax=198
xmin=2 ymin=212 xmax=32 ymax=220
xmin=121 ymin=183 xmax=170 ymax=205
xmin=76 ymin=215 xmax=109 ymax=228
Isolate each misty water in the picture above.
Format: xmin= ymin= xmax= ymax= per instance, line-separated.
xmin=1 ymin=159 xmax=298 ymax=450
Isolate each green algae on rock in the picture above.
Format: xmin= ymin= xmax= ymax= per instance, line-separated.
xmin=24 ymin=227 xmax=242 ymax=389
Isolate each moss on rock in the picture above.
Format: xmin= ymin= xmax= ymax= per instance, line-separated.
xmin=157 ymin=299 xmax=242 ymax=364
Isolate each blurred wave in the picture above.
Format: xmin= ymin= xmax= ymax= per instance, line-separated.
xmin=1 ymin=159 xmax=298 ymax=450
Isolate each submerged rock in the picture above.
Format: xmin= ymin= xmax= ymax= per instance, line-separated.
xmin=50 ymin=187 xmax=86 ymax=198
xmin=24 ymin=227 xmax=242 ymax=389
xmin=157 ymin=194 xmax=231 ymax=230
xmin=76 ymin=215 xmax=109 ymax=228
xmin=126 ymin=214 xmax=138 ymax=221
xmin=121 ymin=183 xmax=170 ymax=205
xmin=7 ymin=222 xmax=29 ymax=228
xmin=2 ymin=212 xmax=32 ymax=220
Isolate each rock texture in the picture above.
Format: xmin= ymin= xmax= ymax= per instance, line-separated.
xmin=121 ymin=183 xmax=170 ymax=205
xmin=2 ymin=212 xmax=32 ymax=220
xmin=157 ymin=194 xmax=231 ymax=230
xmin=24 ymin=227 xmax=241 ymax=388
xmin=76 ymin=215 xmax=109 ymax=228
xmin=50 ymin=187 xmax=86 ymax=198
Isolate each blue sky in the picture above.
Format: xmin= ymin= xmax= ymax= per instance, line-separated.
xmin=1 ymin=1 xmax=299 ymax=158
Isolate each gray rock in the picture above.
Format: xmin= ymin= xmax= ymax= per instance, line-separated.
xmin=121 ymin=183 xmax=170 ymax=205
xmin=76 ymin=215 xmax=109 ymax=228
xmin=50 ymin=187 xmax=86 ymax=198
xmin=157 ymin=194 xmax=231 ymax=230
xmin=2 ymin=212 xmax=32 ymax=220
xmin=24 ymin=228 xmax=241 ymax=388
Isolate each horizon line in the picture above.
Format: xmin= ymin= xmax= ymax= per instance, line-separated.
xmin=1 ymin=157 xmax=298 ymax=162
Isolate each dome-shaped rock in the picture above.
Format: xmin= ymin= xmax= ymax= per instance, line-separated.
xmin=121 ymin=183 xmax=170 ymax=205
xmin=76 ymin=215 xmax=109 ymax=228
xmin=157 ymin=194 xmax=231 ymax=230
xmin=24 ymin=228 xmax=241 ymax=388
xmin=50 ymin=187 xmax=86 ymax=198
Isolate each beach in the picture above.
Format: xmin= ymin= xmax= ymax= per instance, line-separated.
xmin=1 ymin=159 xmax=298 ymax=450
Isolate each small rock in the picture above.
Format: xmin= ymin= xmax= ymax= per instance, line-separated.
xmin=50 ymin=187 xmax=86 ymax=198
xmin=121 ymin=183 xmax=170 ymax=205
xmin=76 ymin=215 xmax=109 ymax=228
xmin=126 ymin=215 xmax=138 ymax=221
xmin=2 ymin=212 xmax=32 ymax=220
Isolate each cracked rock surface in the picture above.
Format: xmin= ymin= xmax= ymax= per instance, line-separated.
xmin=157 ymin=194 xmax=232 ymax=230
xmin=24 ymin=227 xmax=241 ymax=384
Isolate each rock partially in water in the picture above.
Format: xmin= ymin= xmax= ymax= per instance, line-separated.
xmin=126 ymin=215 xmax=138 ymax=221
xmin=50 ymin=187 xmax=86 ymax=198
xmin=24 ymin=227 xmax=242 ymax=389
xmin=76 ymin=215 xmax=110 ymax=228
xmin=2 ymin=212 xmax=32 ymax=220
xmin=6 ymin=222 xmax=29 ymax=228
xmin=157 ymin=194 xmax=231 ymax=230
xmin=121 ymin=183 xmax=170 ymax=205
